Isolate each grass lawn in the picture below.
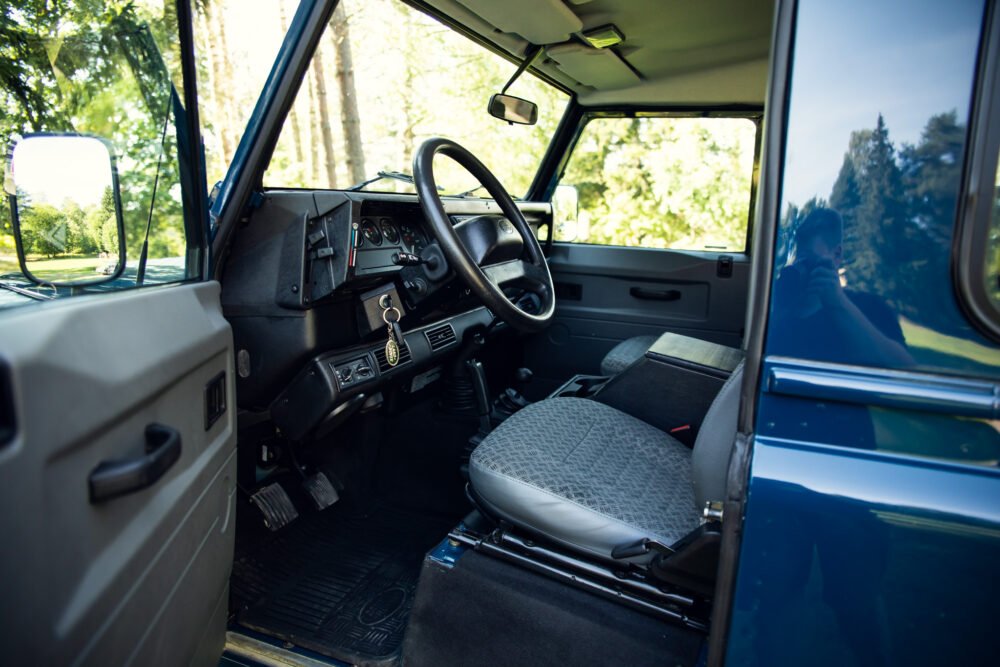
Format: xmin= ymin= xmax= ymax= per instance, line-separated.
xmin=0 ymin=253 xmax=113 ymax=282
xmin=900 ymin=317 xmax=1000 ymax=374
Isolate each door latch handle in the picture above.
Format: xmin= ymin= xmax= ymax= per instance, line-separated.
xmin=89 ymin=423 xmax=182 ymax=503
xmin=629 ymin=287 xmax=681 ymax=301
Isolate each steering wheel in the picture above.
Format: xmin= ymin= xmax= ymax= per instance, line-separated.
xmin=413 ymin=137 xmax=555 ymax=333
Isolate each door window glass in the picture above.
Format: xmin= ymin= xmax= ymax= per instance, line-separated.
xmin=1 ymin=1 xmax=196 ymax=307
xmin=554 ymin=116 xmax=757 ymax=251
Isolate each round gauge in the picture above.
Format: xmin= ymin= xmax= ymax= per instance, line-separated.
xmin=360 ymin=218 xmax=382 ymax=246
xmin=379 ymin=218 xmax=399 ymax=245
xmin=399 ymin=224 xmax=417 ymax=250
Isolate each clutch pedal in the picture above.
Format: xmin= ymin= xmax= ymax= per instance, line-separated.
xmin=302 ymin=471 xmax=340 ymax=511
xmin=250 ymin=482 xmax=299 ymax=531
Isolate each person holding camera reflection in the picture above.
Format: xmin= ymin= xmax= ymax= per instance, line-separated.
xmin=750 ymin=207 xmax=907 ymax=666
xmin=772 ymin=207 xmax=913 ymax=368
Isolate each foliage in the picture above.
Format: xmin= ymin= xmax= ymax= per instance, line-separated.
xmin=256 ymin=0 xmax=569 ymax=196
xmin=14 ymin=185 xmax=118 ymax=257
xmin=818 ymin=111 xmax=973 ymax=336
xmin=0 ymin=0 xmax=186 ymax=280
xmin=559 ymin=117 xmax=756 ymax=251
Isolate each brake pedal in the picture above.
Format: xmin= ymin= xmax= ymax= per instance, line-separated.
xmin=250 ymin=482 xmax=299 ymax=531
xmin=302 ymin=471 xmax=340 ymax=510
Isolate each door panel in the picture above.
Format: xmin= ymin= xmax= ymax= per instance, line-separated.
xmin=526 ymin=242 xmax=749 ymax=385
xmin=0 ymin=282 xmax=236 ymax=667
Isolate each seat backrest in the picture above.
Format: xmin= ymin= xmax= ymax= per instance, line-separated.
xmin=691 ymin=361 xmax=744 ymax=509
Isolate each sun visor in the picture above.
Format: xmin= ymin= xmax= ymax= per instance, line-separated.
xmin=455 ymin=0 xmax=582 ymax=45
xmin=545 ymin=43 xmax=640 ymax=89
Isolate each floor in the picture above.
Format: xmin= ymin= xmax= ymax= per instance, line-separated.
xmin=229 ymin=396 xmax=475 ymax=665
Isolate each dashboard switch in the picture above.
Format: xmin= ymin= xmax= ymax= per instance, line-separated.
xmin=335 ymin=357 xmax=375 ymax=388
xmin=392 ymin=251 xmax=426 ymax=266
xmin=404 ymin=278 xmax=428 ymax=295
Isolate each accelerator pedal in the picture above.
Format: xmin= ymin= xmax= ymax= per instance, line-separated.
xmin=302 ymin=471 xmax=340 ymax=511
xmin=250 ymin=482 xmax=299 ymax=531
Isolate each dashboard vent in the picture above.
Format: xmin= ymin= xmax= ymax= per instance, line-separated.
xmin=425 ymin=324 xmax=457 ymax=352
xmin=373 ymin=342 xmax=412 ymax=372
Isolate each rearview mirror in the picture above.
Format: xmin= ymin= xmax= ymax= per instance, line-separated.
xmin=4 ymin=134 xmax=126 ymax=286
xmin=488 ymin=94 xmax=538 ymax=125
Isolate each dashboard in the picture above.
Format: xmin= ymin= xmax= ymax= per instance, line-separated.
xmin=221 ymin=189 xmax=552 ymax=439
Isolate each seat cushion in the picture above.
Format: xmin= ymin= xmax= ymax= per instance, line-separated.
xmin=600 ymin=334 xmax=659 ymax=375
xmin=469 ymin=397 xmax=701 ymax=561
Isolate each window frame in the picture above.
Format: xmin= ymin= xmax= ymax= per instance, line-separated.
xmin=539 ymin=107 xmax=763 ymax=254
xmin=954 ymin=0 xmax=1000 ymax=343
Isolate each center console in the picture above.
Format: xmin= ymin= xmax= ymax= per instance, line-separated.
xmin=549 ymin=332 xmax=744 ymax=446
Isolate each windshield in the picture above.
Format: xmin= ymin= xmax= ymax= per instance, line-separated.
xmin=262 ymin=0 xmax=569 ymax=197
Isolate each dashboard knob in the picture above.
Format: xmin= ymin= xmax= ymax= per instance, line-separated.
xmin=405 ymin=278 xmax=428 ymax=295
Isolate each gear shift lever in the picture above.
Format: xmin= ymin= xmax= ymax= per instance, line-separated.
xmin=492 ymin=367 xmax=534 ymax=423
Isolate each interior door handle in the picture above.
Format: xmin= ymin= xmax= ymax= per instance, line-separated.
xmin=629 ymin=287 xmax=681 ymax=301
xmin=89 ymin=423 xmax=182 ymax=503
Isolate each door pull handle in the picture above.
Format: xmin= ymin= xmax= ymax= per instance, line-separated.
xmin=89 ymin=423 xmax=182 ymax=503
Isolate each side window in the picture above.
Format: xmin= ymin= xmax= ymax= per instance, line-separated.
xmin=554 ymin=116 xmax=758 ymax=252
xmin=0 ymin=2 xmax=196 ymax=304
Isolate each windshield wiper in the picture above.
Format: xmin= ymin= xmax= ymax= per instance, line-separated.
xmin=456 ymin=184 xmax=486 ymax=198
xmin=454 ymin=183 xmax=522 ymax=200
xmin=348 ymin=170 xmax=443 ymax=192
xmin=0 ymin=280 xmax=54 ymax=301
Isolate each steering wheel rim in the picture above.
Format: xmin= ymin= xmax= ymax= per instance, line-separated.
xmin=412 ymin=137 xmax=555 ymax=333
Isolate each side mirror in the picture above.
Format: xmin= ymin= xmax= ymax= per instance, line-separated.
xmin=488 ymin=93 xmax=538 ymax=126
xmin=552 ymin=184 xmax=580 ymax=241
xmin=4 ymin=133 xmax=126 ymax=286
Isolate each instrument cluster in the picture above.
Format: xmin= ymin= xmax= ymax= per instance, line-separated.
xmin=357 ymin=216 xmax=426 ymax=254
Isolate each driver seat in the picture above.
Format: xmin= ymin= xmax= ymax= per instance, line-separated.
xmin=469 ymin=362 xmax=743 ymax=563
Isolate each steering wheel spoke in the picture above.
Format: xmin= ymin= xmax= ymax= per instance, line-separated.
xmin=413 ymin=137 xmax=555 ymax=332
xmin=483 ymin=259 xmax=546 ymax=288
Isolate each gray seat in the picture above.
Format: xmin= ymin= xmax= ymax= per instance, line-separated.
xmin=600 ymin=334 xmax=660 ymax=375
xmin=469 ymin=362 xmax=744 ymax=562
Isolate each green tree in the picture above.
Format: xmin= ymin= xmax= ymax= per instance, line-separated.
xmin=830 ymin=115 xmax=907 ymax=302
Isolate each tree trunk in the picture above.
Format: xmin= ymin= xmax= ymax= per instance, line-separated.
xmin=198 ymin=1 xmax=235 ymax=162
xmin=401 ymin=61 xmax=417 ymax=168
xmin=279 ymin=1 xmax=307 ymax=182
xmin=217 ymin=11 xmax=239 ymax=160
xmin=330 ymin=3 xmax=365 ymax=183
xmin=312 ymin=52 xmax=337 ymax=188
xmin=308 ymin=73 xmax=321 ymax=184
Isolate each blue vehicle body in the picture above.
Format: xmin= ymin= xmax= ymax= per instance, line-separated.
xmin=726 ymin=0 xmax=1000 ymax=664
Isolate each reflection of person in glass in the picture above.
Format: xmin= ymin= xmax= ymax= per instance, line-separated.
xmin=773 ymin=207 xmax=913 ymax=367
xmin=755 ymin=207 xmax=901 ymax=667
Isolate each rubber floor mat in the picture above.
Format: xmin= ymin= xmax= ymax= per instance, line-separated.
xmin=231 ymin=505 xmax=455 ymax=666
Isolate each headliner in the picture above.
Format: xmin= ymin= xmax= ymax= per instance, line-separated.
xmin=421 ymin=0 xmax=775 ymax=106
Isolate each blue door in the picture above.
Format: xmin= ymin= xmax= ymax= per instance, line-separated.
xmin=727 ymin=0 xmax=1000 ymax=665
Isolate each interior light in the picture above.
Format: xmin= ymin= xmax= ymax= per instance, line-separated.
xmin=582 ymin=24 xmax=625 ymax=49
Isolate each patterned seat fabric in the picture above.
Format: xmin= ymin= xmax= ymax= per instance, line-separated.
xmin=600 ymin=334 xmax=660 ymax=376
xmin=469 ymin=397 xmax=701 ymax=562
